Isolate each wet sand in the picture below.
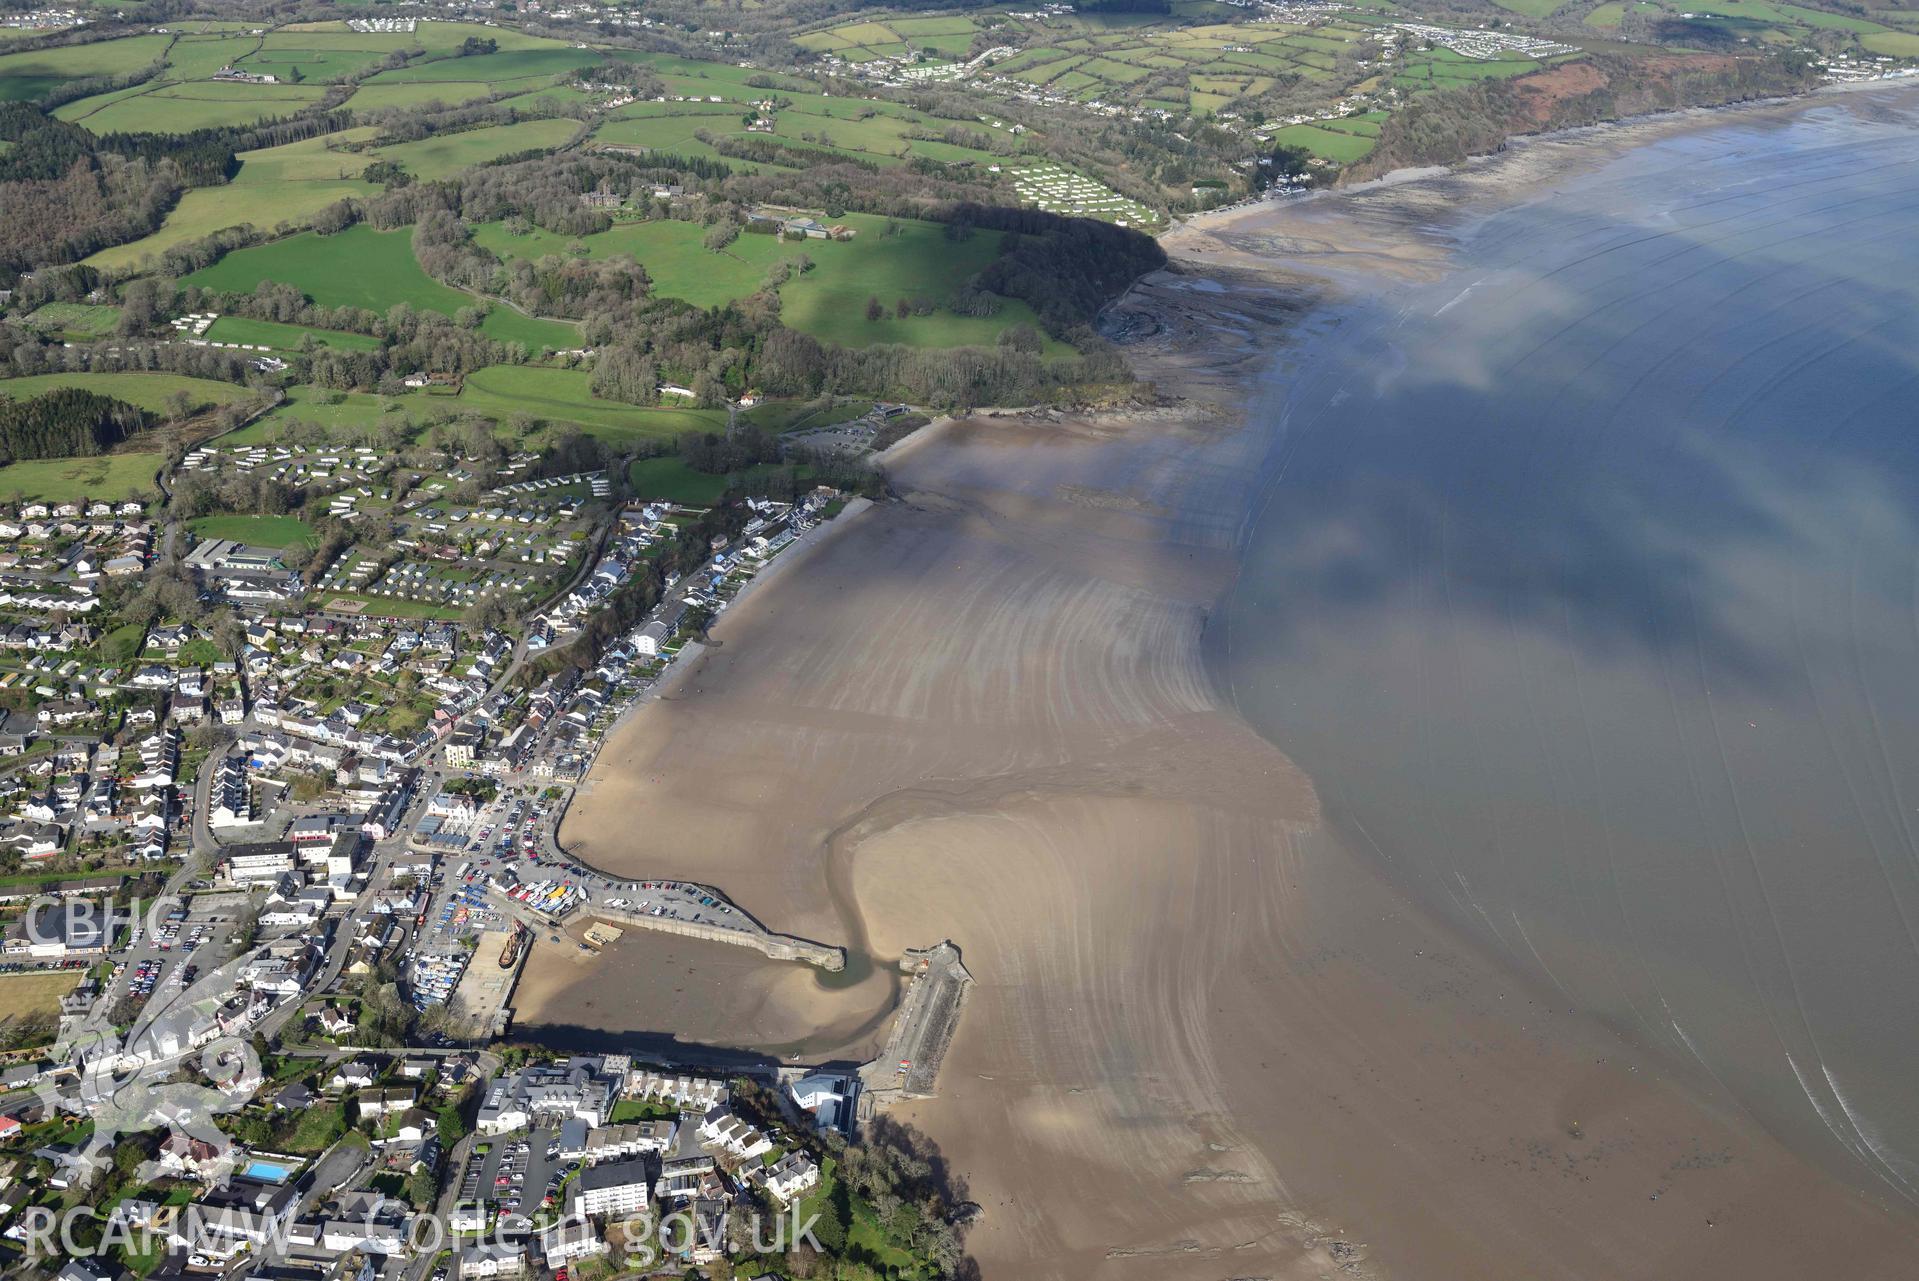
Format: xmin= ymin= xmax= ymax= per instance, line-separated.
xmin=521 ymin=94 xmax=1919 ymax=1279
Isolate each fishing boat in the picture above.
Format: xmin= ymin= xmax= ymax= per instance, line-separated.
xmin=498 ymin=921 xmax=529 ymax=969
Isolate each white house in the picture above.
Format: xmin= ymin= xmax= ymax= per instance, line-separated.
xmin=698 ymin=1106 xmax=772 ymax=1161
xmin=329 ymin=1058 xmax=382 ymax=1091
xmin=459 ymin=1241 xmax=525 ymax=1279
xmin=356 ymin=1086 xmax=418 ymax=1119
xmin=537 ymin=1218 xmax=608 ymax=1268
xmin=762 ymin=1150 xmax=821 ymax=1203
xmin=634 ymin=619 xmax=670 ymax=656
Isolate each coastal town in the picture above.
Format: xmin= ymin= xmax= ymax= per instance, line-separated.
xmin=0 ymin=401 xmax=976 ymax=1280
xmin=5 ymin=0 xmax=1919 ymax=1275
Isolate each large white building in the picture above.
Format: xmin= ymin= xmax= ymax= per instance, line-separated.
xmin=477 ymin=1057 xmax=620 ymax=1134
xmin=787 ymin=1070 xmax=858 ymax=1132
xmin=5 ymin=901 xmax=111 ymax=960
xmin=568 ymin=1156 xmax=651 ymax=1218
xmin=222 ymin=841 xmax=296 ymax=884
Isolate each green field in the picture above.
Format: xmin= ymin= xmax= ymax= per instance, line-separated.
xmin=594 ymin=107 xmax=773 ymax=171
xmin=800 ymin=14 xmax=984 ymax=62
xmin=59 ymin=80 xmax=330 ymax=134
xmin=626 ymin=456 xmax=733 ymax=505
xmin=1862 ymin=30 xmax=1919 ymax=54
xmin=0 ymin=371 xmax=248 ymax=414
xmin=183 ymin=224 xmax=445 ymax=314
xmin=282 ymin=1100 xmax=349 ymax=1154
xmin=468 ymin=212 xmax=1054 ymax=351
xmin=1268 ymin=121 xmax=1378 ymax=163
xmin=49 ymin=29 xmax=339 ymax=132
xmin=626 ymin=454 xmax=815 ymax=504
xmin=187 ymin=514 xmax=317 ymax=548
xmin=89 ymin=119 xmax=580 ymax=272
xmin=587 ymin=84 xmax=1009 ymax=171
xmin=777 ymin=213 xmax=1062 ymax=351
xmin=1396 ymin=47 xmax=1544 ymax=91
xmin=231 ymin=384 xmax=427 ymax=442
xmin=239 ymin=34 xmax=403 ymax=81
xmin=0 ymin=33 xmax=171 ymax=101
xmin=497 ymin=84 xmax=598 ymax=114
xmin=274 ymin=17 xmax=567 ymax=53
xmin=457 ymin=365 xmax=727 ymax=441
xmin=1607 ymin=0 xmax=1919 ymax=51
xmin=0 ymin=970 xmax=80 ymax=1022
xmin=620 ymin=49 xmax=818 ymax=100
xmin=364 ymin=46 xmax=599 ymax=84
xmin=472 ymin=217 xmax=799 ymax=309
xmin=371 ymin=118 xmax=580 ymax=182
xmin=23 ymin=302 xmax=121 ymax=340
xmin=345 ymin=80 xmax=504 ymax=111
xmin=204 ymin=315 xmax=383 ymax=353
xmin=184 ymin=225 xmax=578 ymax=351
xmin=843 ymin=11 xmax=1388 ymax=117
xmin=0 ymin=453 xmax=163 ymax=503
xmin=734 ymin=96 xmax=1006 ymax=165
xmin=86 ymin=128 xmax=382 ymax=271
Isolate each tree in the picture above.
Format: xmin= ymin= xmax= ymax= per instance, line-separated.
xmin=233 ymin=1110 xmax=275 ymax=1148
xmin=406 ymin=1163 xmax=438 ymax=1209
xmin=997 ymin=323 xmax=1041 ymax=355
xmin=233 ymin=898 xmax=261 ymax=948
xmin=117 ymin=277 xmax=165 ymax=336
xmin=812 ymin=1184 xmax=849 ymax=1252
xmin=186 ymin=721 xmax=231 ymax=753
xmin=865 ymin=295 xmax=883 ymax=322
xmin=437 ymin=1103 xmax=469 ymax=1147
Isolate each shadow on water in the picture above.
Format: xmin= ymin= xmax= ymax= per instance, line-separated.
xmin=1220 ymin=92 xmax=1919 ymax=1209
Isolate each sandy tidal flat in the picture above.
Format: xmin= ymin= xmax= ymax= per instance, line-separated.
xmin=526 ymin=94 xmax=1919 ymax=1280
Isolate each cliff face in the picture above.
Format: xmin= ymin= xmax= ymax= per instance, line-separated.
xmin=1344 ymin=50 xmax=1823 ymax=181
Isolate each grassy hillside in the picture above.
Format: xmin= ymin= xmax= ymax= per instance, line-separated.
xmin=474 ymin=212 xmax=1062 ymax=351
xmin=183 ymin=225 xmax=578 ymax=351
xmin=0 ymin=453 xmax=164 ymax=503
xmin=0 ymin=372 xmax=248 ymax=414
xmin=457 ymin=365 xmax=727 ymax=441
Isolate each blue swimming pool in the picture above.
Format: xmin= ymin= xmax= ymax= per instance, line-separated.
xmin=244 ymin=1160 xmax=291 ymax=1184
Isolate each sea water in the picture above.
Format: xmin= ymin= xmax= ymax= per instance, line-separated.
xmin=1223 ymin=88 xmax=1919 ymax=1208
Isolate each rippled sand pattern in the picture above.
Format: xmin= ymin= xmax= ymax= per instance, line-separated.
xmin=531 ymin=89 xmax=1919 ymax=1281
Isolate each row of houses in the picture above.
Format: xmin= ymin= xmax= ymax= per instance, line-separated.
xmin=4 ymin=501 xmax=144 ymax=521
xmin=0 ymin=621 xmax=94 ymax=653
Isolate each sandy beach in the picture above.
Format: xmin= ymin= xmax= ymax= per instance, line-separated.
xmin=522 ymin=94 xmax=1919 ymax=1279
